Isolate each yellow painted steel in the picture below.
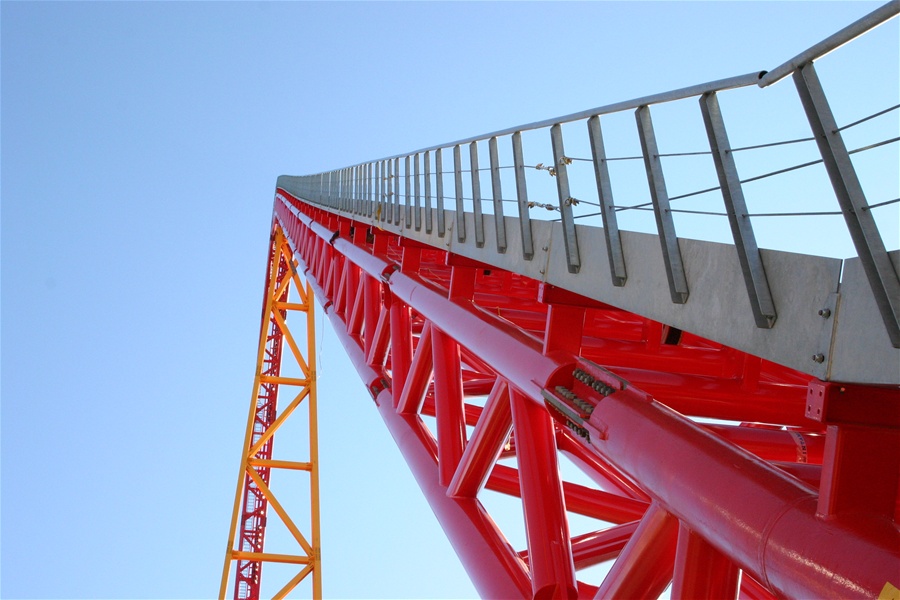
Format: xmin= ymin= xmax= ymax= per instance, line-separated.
xmin=220 ymin=225 xmax=322 ymax=598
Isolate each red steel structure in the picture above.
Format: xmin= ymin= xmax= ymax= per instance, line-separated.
xmin=222 ymin=227 xmax=322 ymax=600
xmin=227 ymin=5 xmax=900 ymax=598
xmin=270 ymin=191 xmax=899 ymax=598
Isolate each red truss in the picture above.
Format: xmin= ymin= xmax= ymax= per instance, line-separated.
xmin=233 ymin=239 xmax=291 ymax=600
xmin=273 ymin=189 xmax=900 ymax=600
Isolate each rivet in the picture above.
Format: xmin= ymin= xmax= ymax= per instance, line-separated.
xmin=812 ymin=353 xmax=825 ymax=364
xmin=817 ymin=308 xmax=831 ymax=318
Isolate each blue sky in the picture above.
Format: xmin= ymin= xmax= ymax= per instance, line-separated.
xmin=2 ymin=2 xmax=897 ymax=599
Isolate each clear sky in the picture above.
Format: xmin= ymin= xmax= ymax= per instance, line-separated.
xmin=2 ymin=2 xmax=897 ymax=599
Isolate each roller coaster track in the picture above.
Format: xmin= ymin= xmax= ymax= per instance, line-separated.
xmin=225 ymin=3 xmax=900 ymax=598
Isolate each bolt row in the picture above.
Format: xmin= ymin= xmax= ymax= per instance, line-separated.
xmin=565 ymin=419 xmax=591 ymax=442
xmin=555 ymin=385 xmax=595 ymax=415
xmin=573 ymin=368 xmax=615 ymax=396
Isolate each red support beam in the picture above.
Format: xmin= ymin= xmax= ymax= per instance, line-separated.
xmin=432 ymin=326 xmax=467 ymax=487
xmin=447 ymin=378 xmax=512 ymax=498
xmin=389 ymin=298 xmax=413 ymax=408
xmin=396 ymin=322 xmax=433 ymax=415
xmin=672 ymin=524 xmax=740 ymax=600
xmin=272 ymin=191 xmax=900 ymax=600
xmin=593 ymin=503 xmax=678 ymax=600
xmin=510 ymin=388 xmax=578 ymax=600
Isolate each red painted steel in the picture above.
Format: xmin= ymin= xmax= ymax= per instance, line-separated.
xmin=272 ymin=190 xmax=900 ymax=599
xmin=232 ymin=232 xmax=289 ymax=600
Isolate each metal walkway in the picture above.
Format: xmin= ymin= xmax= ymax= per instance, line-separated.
xmin=280 ymin=1 xmax=900 ymax=387
xmin=235 ymin=3 xmax=900 ymax=599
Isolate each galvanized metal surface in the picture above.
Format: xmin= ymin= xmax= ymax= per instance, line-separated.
xmin=700 ymin=91 xmax=777 ymax=329
xmin=793 ymin=61 xmax=900 ymax=347
xmin=635 ymin=106 xmax=689 ymax=305
xmin=587 ymin=115 xmax=627 ymax=288
xmin=829 ymin=251 xmax=900 ymax=384
xmin=759 ymin=0 xmax=900 ymax=87
xmin=273 ymin=2 xmax=900 ymax=385
xmin=282 ymin=173 xmax=896 ymax=383
xmin=365 ymin=71 xmax=766 ymax=164
xmin=550 ymin=124 xmax=580 ymax=274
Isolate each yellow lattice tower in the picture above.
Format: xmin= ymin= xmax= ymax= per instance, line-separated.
xmin=220 ymin=224 xmax=321 ymax=599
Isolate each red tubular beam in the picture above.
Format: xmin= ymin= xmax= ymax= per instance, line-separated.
xmin=347 ymin=273 xmax=364 ymax=338
xmin=705 ymin=424 xmax=825 ymax=464
xmin=740 ymin=574 xmax=778 ymax=600
xmin=396 ymin=322 xmax=433 ymax=415
xmin=276 ymin=198 xmax=900 ymax=599
xmin=593 ymin=503 xmax=678 ymax=600
xmin=432 ymin=326 xmax=467 ymax=487
xmin=672 ymin=524 xmax=740 ymax=600
xmin=390 ymin=298 xmax=413 ymax=408
xmin=609 ymin=367 xmax=810 ymax=425
xmin=366 ymin=308 xmax=390 ymax=368
xmin=362 ymin=274 xmax=380 ymax=357
xmin=302 ymin=255 xmax=532 ymax=599
xmin=510 ymin=389 xmax=578 ymax=600
xmin=283 ymin=200 xmax=568 ymax=401
xmin=586 ymin=393 xmax=900 ymax=599
xmin=486 ymin=464 xmax=648 ymax=524
xmin=570 ymin=521 xmax=640 ymax=569
xmin=447 ymin=379 xmax=512 ymax=498
xmin=555 ymin=429 xmax=649 ymax=501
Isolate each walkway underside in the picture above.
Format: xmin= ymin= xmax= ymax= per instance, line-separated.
xmin=275 ymin=190 xmax=900 ymax=600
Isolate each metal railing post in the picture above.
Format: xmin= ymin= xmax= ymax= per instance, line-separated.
xmin=454 ymin=144 xmax=466 ymax=243
xmin=636 ymin=105 xmax=689 ymax=304
xmin=512 ymin=132 xmax=534 ymax=261
xmin=793 ymin=61 xmax=900 ymax=347
xmin=424 ymin=150 xmax=433 ymax=234
xmin=436 ymin=148 xmax=446 ymax=237
xmin=470 ymin=142 xmax=485 ymax=248
xmin=550 ymin=124 xmax=581 ymax=274
xmin=489 ymin=136 xmax=507 ymax=254
xmin=587 ymin=115 xmax=627 ymax=287
xmin=414 ymin=153 xmax=422 ymax=231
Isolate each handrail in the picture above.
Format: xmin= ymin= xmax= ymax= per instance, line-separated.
xmin=759 ymin=0 xmax=899 ymax=87
xmin=282 ymin=2 xmax=900 ymax=351
xmin=374 ymin=71 xmax=765 ymax=163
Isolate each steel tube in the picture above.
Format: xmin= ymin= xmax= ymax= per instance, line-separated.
xmin=672 ymin=524 xmax=740 ymax=600
xmin=570 ymin=522 xmax=639 ymax=569
xmin=486 ymin=464 xmax=648 ymax=524
xmin=759 ymin=0 xmax=900 ymax=87
xmin=360 ymin=72 xmax=764 ymax=162
xmin=586 ymin=392 xmax=900 ymax=599
xmin=593 ymin=503 xmax=678 ymax=600
xmin=396 ymin=322 xmax=433 ymax=415
xmin=363 ymin=274 xmax=380 ymax=357
xmin=432 ymin=326 xmax=467 ymax=486
xmin=306 ymin=269 xmax=532 ymax=598
xmin=510 ymin=388 xmax=578 ymax=599
xmin=390 ymin=299 xmax=413 ymax=408
xmin=447 ymin=378 xmax=512 ymax=498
